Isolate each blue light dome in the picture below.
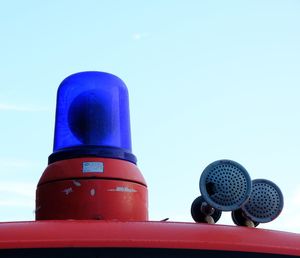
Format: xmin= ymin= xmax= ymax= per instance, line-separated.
xmin=49 ymin=71 xmax=136 ymax=164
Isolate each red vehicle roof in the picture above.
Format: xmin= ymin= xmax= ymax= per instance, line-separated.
xmin=0 ymin=220 xmax=299 ymax=256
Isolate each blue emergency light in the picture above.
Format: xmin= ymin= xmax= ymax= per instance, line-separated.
xmin=48 ymin=71 xmax=136 ymax=164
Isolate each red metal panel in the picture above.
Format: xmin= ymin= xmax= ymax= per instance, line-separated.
xmin=36 ymin=179 xmax=148 ymax=220
xmin=0 ymin=221 xmax=299 ymax=256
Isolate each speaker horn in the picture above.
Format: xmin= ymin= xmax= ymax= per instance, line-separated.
xmin=191 ymin=196 xmax=222 ymax=224
xmin=232 ymin=179 xmax=284 ymax=227
xmin=199 ymin=160 xmax=252 ymax=211
xmin=191 ymin=159 xmax=252 ymax=224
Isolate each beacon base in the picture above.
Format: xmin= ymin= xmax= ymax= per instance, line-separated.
xmin=36 ymin=157 xmax=148 ymax=221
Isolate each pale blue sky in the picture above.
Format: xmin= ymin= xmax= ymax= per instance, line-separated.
xmin=0 ymin=1 xmax=300 ymax=232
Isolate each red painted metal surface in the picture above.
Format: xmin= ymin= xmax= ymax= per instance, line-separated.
xmin=36 ymin=158 xmax=148 ymax=220
xmin=37 ymin=180 xmax=147 ymax=220
xmin=0 ymin=221 xmax=300 ymax=256
xmin=38 ymin=158 xmax=146 ymax=184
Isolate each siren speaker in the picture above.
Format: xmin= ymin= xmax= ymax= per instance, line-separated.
xmin=199 ymin=160 xmax=252 ymax=211
xmin=191 ymin=196 xmax=222 ymax=223
xmin=232 ymin=179 xmax=284 ymax=226
xmin=231 ymin=207 xmax=259 ymax=227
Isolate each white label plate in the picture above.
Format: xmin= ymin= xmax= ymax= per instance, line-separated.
xmin=82 ymin=162 xmax=104 ymax=173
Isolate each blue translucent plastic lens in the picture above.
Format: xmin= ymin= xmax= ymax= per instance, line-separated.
xmin=68 ymin=90 xmax=111 ymax=145
xmin=53 ymin=71 xmax=132 ymax=152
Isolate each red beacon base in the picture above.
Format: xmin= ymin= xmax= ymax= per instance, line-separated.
xmin=36 ymin=157 xmax=148 ymax=221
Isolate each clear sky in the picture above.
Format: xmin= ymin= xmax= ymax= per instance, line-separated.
xmin=0 ymin=0 xmax=300 ymax=233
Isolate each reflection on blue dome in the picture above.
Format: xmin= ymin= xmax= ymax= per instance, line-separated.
xmin=68 ymin=90 xmax=111 ymax=145
xmin=50 ymin=71 xmax=136 ymax=164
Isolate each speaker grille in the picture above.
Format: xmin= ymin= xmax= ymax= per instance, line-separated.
xmin=243 ymin=179 xmax=284 ymax=223
xmin=200 ymin=160 xmax=251 ymax=211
